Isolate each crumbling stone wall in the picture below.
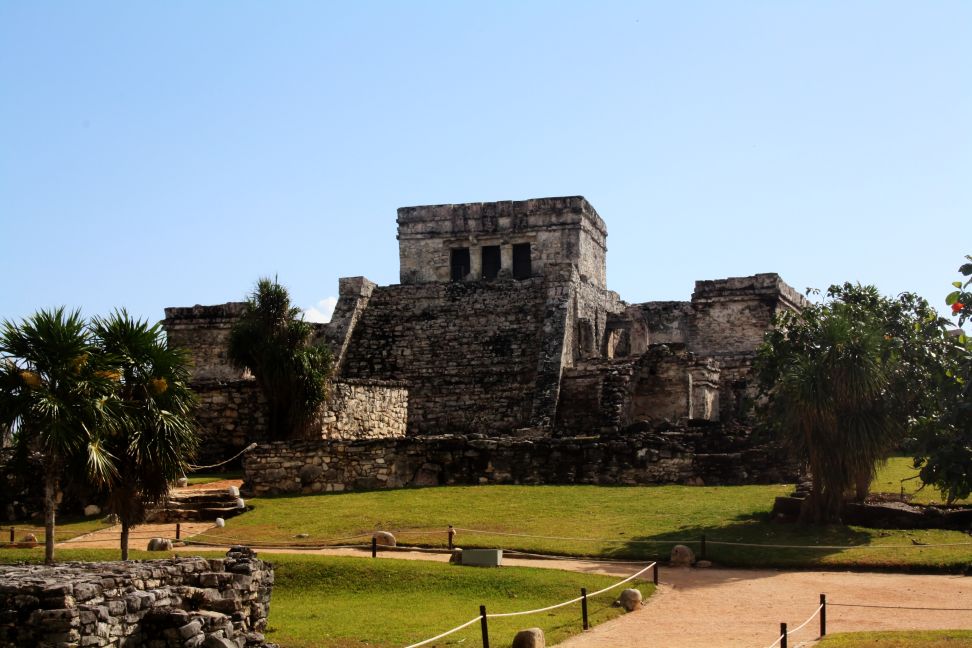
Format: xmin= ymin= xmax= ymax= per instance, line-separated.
xmin=164 ymin=304 xmax=248 ymax=383
xmin=243 ymin=425 xmax=794 ymax=496
xmin=0 ymin=547 xmax=273 ymax=648
xmin=555 ymin=347 xmax=720 ymax=436
xmin=339 ymin=279 xmax=550 ymax=434
xmin=316 ymin=379 xmax=408 ymax=440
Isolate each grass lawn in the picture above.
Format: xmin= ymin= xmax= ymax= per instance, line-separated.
xmin=817 ymin=630 xmax=972 ymax=647
xmin=0 ymin=548 xmax=649 ymax=648
xmin=186 ymin=470 xmax=243 ymax=485
xmin=2 ymin=515 xmax=112 ymax=544
xmin=872 ymin=458 xmax=970 ymax=505
xmin=190 ymin=458 xmax=972 ymax=572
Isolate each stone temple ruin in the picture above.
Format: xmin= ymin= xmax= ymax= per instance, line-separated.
xmin=164 ymin=196 xmax=806 ymax=493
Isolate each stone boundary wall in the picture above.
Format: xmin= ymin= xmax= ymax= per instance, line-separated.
xmin=243 ymin=427 xmax=795 ymax=496
xmin=189 ymin=378 xmax=406 ymax=465
xmin=317 ymin=378 xmax=408 ymax=440
xmin=0 ymin=547 xmax=273 ymax=648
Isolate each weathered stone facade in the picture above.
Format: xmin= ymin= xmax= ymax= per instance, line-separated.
xmin=0 ymin=547 xmax=273 ymax=648
xmin=243 ymin=425 xmax=794 ymax=496
xmin=316 ymin=379 xmax=407 ymax=440
xmin=165 ymin=195 xmax=806 ymax=485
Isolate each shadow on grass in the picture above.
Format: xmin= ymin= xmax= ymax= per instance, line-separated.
xmin=612 ymin=512 xmax=874 ymax=569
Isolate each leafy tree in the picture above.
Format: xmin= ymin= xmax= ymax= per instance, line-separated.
xmin=91 ymin=311 xmax=198 ymax=560
xmin=756 ymin=284 xmax=953 ymax=524
xmin=914 ymin=256 xmax=972 ymax=502
xmin=228 ymin=278 xmax=332 ymax=440
xmin=0 ymin=308 xmax=117 ymax=563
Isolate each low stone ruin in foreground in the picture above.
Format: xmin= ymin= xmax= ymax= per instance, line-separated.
xmin=0 ymin=546 xmax=274 ymax=648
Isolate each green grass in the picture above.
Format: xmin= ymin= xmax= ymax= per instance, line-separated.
xmin=186 ymin=470 xmax=243 ymax=485
xmin=267 ymin=553 xmax=650 ymax=648
xmin=189 ymin=459 xmax=972 ymax=572
xmin=817 ymin=630 xmax=972 ymax=647
xmin=872 ymin=458 xmax=969 ymax=505
xmin=1 ymin=515 xmax=112 ymax=545
xmin=0 ymin=548 xmax=649 ymax=648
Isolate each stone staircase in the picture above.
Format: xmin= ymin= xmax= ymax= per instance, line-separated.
xmin=147 ymin=487 xmax=247 ymax=523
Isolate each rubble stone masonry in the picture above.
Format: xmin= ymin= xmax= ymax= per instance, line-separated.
xmin=0 ymin=547 xmax=273 ymax=648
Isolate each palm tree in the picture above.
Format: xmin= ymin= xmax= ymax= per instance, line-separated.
xmin=91 ymin=311 xmax=198 ymax=560
xmin=228 ymin=278 xmax=332 ymax=440
xmin=0 ymin=308 xmax=117 ymax=563
xmin=762 ymin=308 xmax=898 ymax=524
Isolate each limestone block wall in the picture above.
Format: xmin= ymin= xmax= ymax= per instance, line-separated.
xmin=192 ymin=380 xmax=267 ymax=466
xmin=396 ymin=196 xmax=608 ymax=288
xmin=243 ymin=427 xmax=794 ymax=496
xmin=338 ymin=279 xmax=550 ymax=434
xmin=163 ymin=303 xmax=248 ymax=382
xmin=317 ymin=379 xmax=408 ymax=440
xmin=0 ymin=547 xmax=273 ymax=648
xmin=689 ymin=273 xmax=808 ymax=357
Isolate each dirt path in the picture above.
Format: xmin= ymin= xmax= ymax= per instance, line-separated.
xmin=58 ymin=526 xmax=972 ymax=647
xmin=556 ymin=566 xmax=972 ymax=648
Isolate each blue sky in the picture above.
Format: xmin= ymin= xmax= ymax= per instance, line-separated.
xmin=2 ymin=2 xmax=970 ymax=326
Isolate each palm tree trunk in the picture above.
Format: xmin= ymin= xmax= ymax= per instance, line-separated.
xmin=43 ymin=473 xmax=57 ymax=564
xmin=120 ymin=519 xmax=130 ymax=561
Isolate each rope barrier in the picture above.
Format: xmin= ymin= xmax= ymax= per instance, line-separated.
xmin=403 ymin=562 xmax=654 ymax=646
xmin=764 ymin=632 xmax=785 ymax=648
xmin=828 ymin=603 xmax=972 ymax=611
xmin=186 ymin=443 xmax=257 ymax=471
xmin=454 ymin=526 xmax=972 ymax=550
xmin=452 ymin=526 xmax=695 ymax=544
xmin=402 ymin=615 xmax=482 ymax=648
xmin=787 ymin=604 xmax=823 ymax=635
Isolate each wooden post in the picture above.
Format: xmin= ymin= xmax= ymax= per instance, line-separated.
xmin=8 ymin=527 xmax=13 ymax=544
xmin=372 ymin=536 xmax=377 ymax=558
xmin=653 ymin=562 xmax=659 ymax=586
xmin=780 ymin=622 xmax=788 ymax=648
xmin=820 ymin=594 xmax=827 ymax=636
xmin=479 ymin=605 xmax=489 ymax=648
xmin=700 ymin=534 xmax=707 ymax=560
xmin=448 ymin=525 xmax=455 ymax=550
xmin=581 ymin=587 xmax=589 ymax=629
xmin=176 ymin=523 xmax=181 ymax=540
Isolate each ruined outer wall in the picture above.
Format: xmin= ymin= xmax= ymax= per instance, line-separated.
xmin=397 ymin=196 xmax=608 ymax=288
xmin=0 ymin=548 xmax=273 ymax=648
xmin=338 ymin=279 xmax=551 ymax=434
xmin=163 ymin=303 xmax=247 ymax=382
xmin=689 ymin=273 xmax=808 ymax=357
xmin=243 ymin=429 xmax=794 ymax=496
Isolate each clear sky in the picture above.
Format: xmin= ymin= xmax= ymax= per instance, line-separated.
xmin=2 ymin=2 xmax=970 ymax=326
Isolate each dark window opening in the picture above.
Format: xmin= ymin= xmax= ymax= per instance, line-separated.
xmin=450 ymin=248 xmax=470 ymax=281
xmin=481 ymin=245 xmax=501 ymax=280
xmin=512 ymin=243 xmax=532 ymax=280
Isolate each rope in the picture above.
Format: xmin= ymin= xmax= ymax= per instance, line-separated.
xmin=452 ymin=527 xmax=695 ymax=544
xmin=452 ymin=527 xmax=972 ymax=549
xmin=186 ymin=442 xmax=257 ymax=471
xmin=402 ymin=615 xmax=481 ymax=648
xmin=487 ymin=563 xmax=654 ymax=619
xmin=829 ymin=603 xmax=972 ymax=611
xmin=764 ymin=633 xmax=785 ymax=648
xmin=788 ymin=604 xmax=823 ymax=635
xmin=708 ymin=539 xmax=972 ymax=549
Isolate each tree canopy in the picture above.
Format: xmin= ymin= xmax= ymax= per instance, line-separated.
xmin=228 ymin=278 xmax=333 ymax=440
xmin=913 ymin=256 xmax=972 ymax=502
xmin=755 ymin=283 xmax=955 ymax=524
xmin=0 ymin=308 xmax=118 ymax=562
xmin=91 ymin=310 xmax=198 ymax=559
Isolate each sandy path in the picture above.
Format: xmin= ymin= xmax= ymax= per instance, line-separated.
xmin=556 ymin=567 xmax=972 ymax=648
xmin=57 ymin=526 xmax=972 ymax=647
